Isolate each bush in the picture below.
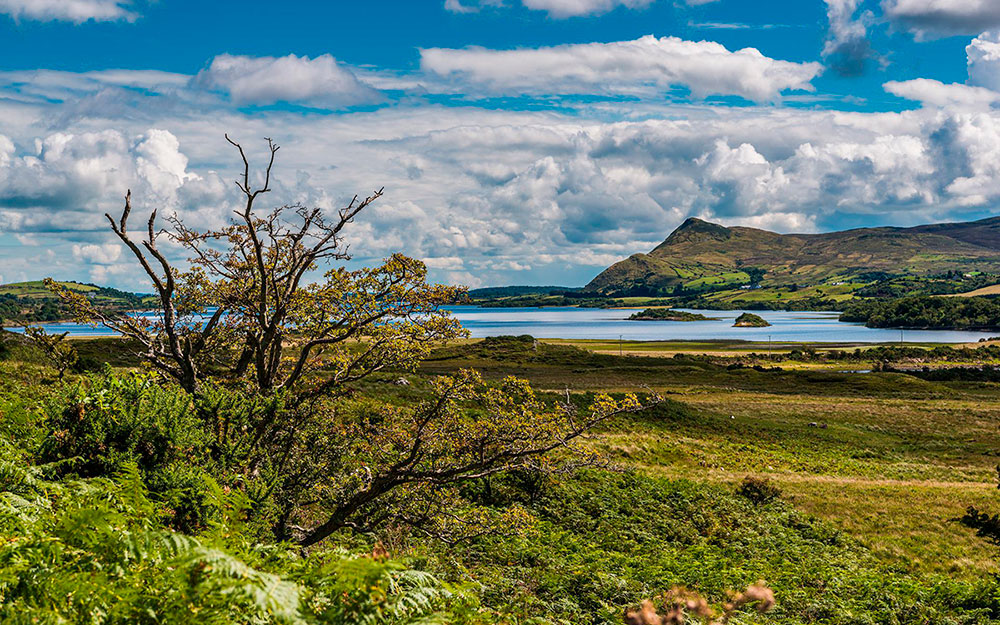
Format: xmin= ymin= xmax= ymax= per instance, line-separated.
xmin=39 ymin=371 xmax=204 ymax=477
xmin=736 ymin=475 xmax=782 ymax=505
xmin=37 ymin=372 xmax=224 ymax=532
xmin=0 ymin=449 xmax=483 ymax=625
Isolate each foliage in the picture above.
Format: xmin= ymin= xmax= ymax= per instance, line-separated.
xmin=22 ymin=325 xmax=79 ymax=378
xmin=961 ymin=465 xmax=1000 ymax=545
xmin=735 ymin=476 xmax=782 ymax=505
xmin=732 ymin=313 xmax=770 ymax=327
xmin=48 ymin=137 xmax=464 ymax=395
xmin=841 ymin=296 xmax=1000 ymax=329
xmin=30 ymin=367 xmax=653 ymax=549
xmin=288 ymin=370 xmax=649 ymax=546
xmin=465 ymin=285 xmax=581 ymax=298
xmin=624 ymin=583 xmax=774 ymax=625
xmin=0 ymin=280 xmax=146 ymax=326
xmin=960 ymin=505 xmax=1000 ymax=545
xmin=855 ymin=272 xmax=1000 ymax=298
xmin=628 ymin=309 xmax=713 ymax=321
xmin=0 ymin=443 xmax=485 ymax=624
xmin=441 ymin=470 xmax=1000 ymax=624
xmin=8 ymin=338 xmax=1000 ymax=622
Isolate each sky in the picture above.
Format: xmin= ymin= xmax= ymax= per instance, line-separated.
xmin=1 ymin=0 xmax=1000 ymax=289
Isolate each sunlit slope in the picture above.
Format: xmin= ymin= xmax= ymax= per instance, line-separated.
xmin=586 ymin=216 xmax=1000 ymax=295
xmin=0 ymin=281 xmax=97 ymax=299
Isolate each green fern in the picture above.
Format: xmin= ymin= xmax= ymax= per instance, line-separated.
xmin=0 ymin=446 xmax=487 ymax=624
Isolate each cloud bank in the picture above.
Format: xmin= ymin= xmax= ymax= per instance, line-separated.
xmin=883 ymin=0 xmax=1000 ymax=38
xmin=421 ymin=36 xmax=822 ymax=102
xmin=443 ymin=0 xmax=656 ymax=18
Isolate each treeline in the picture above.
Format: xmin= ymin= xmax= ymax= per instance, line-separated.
xmin=473 ymin=294 xmax=622 ymax=308
xmin=676 ymin=295 xmax=843 ymax=312
xmin=0 ymin=283 xmax=149 ymax=326
xmin=466 ymin=285 xmax=581 ymax=298
xmin=709 ymin=343 xmax=1000 ymax=367
xmin=467 ymin=292 xmax=844 ymax=311
xmin=841 ymin=296 xmax=1000 ymax=329
xmin=0 ymin=293 xmax=63 ymax=325
xmin=855 ymin=271 xmax=1000 ymax=298
xmin=787 ymin=343 xmax=1000 ymax=363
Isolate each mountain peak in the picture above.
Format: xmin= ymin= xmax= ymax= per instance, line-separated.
xmin=586 ymin=214 xmax=1000 ymax=295
xmin=661 ymin=217 xmax=732 ymax=246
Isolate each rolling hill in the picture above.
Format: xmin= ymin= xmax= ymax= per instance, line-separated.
xmin=585 ymin=216 xmax=1000 ymax=297
xmin=0 ymin=281 xmax=149 ymax=325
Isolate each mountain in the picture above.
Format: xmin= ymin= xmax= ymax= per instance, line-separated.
xmin=585 ymin=216 xmax=1000 ymax=296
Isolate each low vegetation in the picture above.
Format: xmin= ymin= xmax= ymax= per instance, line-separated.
xmin=628 ymin=308 xmax=713 ymax=321
xmin=7 ymin=330 xmax=1000 ymax=622
xmin=733 ymin=312 xmax=770 ymax=327
xmin=841 ymin=295 xmax=1000 ymax=329
xmin=9 ymin=137 xmax=1000 ymax=623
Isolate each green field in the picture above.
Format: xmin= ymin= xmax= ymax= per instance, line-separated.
xmin=6 ymin=332 xmax=1000 ymax=622
xmin=416 ymin=337 xmax=1000 ymax=579
xmin=0 ymin=280 xmax=97 ymax=298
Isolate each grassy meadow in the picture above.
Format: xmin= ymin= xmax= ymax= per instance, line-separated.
xmin=5 ymin=331 xmax=1000 ymax=622
xmin=418 ymin=336 xmax=1000 ymax=579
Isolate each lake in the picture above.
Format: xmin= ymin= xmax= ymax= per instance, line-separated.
xmin=445 ymin=306 xmax=996 ymax=343
xmin=18 ymin=306 xmax=994 ymax=344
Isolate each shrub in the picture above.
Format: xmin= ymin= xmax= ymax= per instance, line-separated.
xmin=37 ymin=372 xmax=224 ymax=532
xmin=39 ymin=371 xmax=204 ymax=477
xmin=0 ymin=450 xmax=484 ymax=625
xmin=736 ymin=476 xmax=782 ymax=505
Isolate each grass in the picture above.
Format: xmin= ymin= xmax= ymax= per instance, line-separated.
xmin=700 ymin=283 xmax=863 ymax=305
xmin=10 ymin=330 xmax=1000 ymax=617
xmin=416 ymin=336 xmax=1000 ymax=580
xmin=0 ymin=280 xmax=97 ymax=299
xmin=947 ymin=284 xmax=1000 ymax=297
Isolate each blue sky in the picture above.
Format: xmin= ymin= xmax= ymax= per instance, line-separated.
xmin=1 ymin=0 xmax=999 ymax=289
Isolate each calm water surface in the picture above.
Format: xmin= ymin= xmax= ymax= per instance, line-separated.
xmin=12 ymin=306 xmax=995 ymax=343
xmin=445 ymin=306 xmax=995 ymax=343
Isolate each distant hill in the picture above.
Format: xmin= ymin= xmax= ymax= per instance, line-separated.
xmin=0 ymin=281 xmax=147 ymax=325
xmin=467 ymin=285 xmax=580 ymax=298
xmin=586 ymin=216 xmax=1000 ymax=297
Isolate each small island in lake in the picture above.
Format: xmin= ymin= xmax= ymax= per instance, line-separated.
xmin=733 ymin=312 xmax=771 ymax=327
xmin=628 ymin=308 xmax=714 ymax=321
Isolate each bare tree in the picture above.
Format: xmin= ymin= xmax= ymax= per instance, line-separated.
xmin=51 ymin=136 xmax=463 ymax=396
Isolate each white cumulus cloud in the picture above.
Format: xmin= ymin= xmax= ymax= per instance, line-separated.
xmin=885 ymin=78 xmax=1000 ymax=109
xmin=420 ymin=35 xmax=822 ymax=102
xmin=72 ymin=242 xmax=121 ymax=264
xmin=0 ymin=128 xmax=202 ymax=235
xmin=968 ymin=31 xmax=1000 ymax=92
xmin=192 ymin=54 xmax=381 ymax=108
xmin=823 ymin=0 xmax=875 ymax=77
xmin=0 ymin=0 xmax=136 ymax=23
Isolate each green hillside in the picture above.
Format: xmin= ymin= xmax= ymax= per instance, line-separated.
xmin=0 ymin=281 xmax=147 ymax=325
xmin=586 ymin=216 xmax=1000 ymax=298
xmin=1 ymin=281 xmax=96 ymax=299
